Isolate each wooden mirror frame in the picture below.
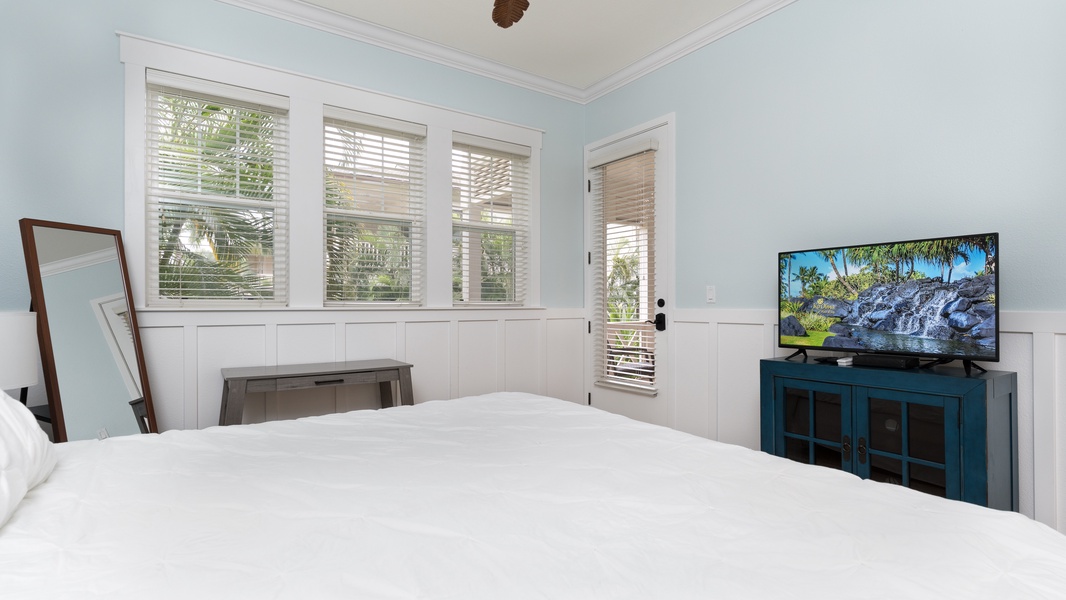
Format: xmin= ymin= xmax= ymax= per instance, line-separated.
xmin=19 ymin=218 xmax=157 ymax=442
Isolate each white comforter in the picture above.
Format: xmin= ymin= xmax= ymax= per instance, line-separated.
xmin=1 ymin=392 xmax=1065 ymax=599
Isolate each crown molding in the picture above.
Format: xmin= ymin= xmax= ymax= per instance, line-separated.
xmin=41 ymin=249 xmax=118 ymax=277
xmin=582 ymin=0 xmax=797 ymax=102
xmin=218 ymin=0 xmax=795 ymax=104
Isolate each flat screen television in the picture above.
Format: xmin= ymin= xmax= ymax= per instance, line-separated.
xmin=778 ymin=233 xmax=999 ymax=370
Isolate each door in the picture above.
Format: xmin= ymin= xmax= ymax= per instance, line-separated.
xmin=774 ymin=378 xmax=853 ymax=471
xmin=586 ymin=116 xmax=674 ymax=425
xmin=854 ymin=388 xmax=961 ymax=500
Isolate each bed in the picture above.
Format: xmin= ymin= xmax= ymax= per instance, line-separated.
xmin=2 ymin=390 xmax=1066 ymax=599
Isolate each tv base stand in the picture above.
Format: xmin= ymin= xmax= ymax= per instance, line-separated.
xmin=920 ymin=358 xmax=987 ymax=376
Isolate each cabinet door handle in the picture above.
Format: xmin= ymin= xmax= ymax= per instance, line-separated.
xmin=857 ymin=437 xmax=867 ymax=465
xmin=841 ymin=436 xmax=852 ymax=462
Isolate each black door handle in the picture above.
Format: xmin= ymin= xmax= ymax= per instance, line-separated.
xmin=644 ymin=300 xmax=667 ymax=331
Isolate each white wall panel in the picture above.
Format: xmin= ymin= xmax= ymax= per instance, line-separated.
xmin=278 ymin=323 xmax=336 ymax=364
xmin=335 ymin=322 xmax=402 ymax=411
xmin=345 ymin=322 xmax=399 ymax=361
xmin=673 ymin=322 xmax=711 ymax=438
xmin=274 ymin=323 xmax=338 ymax=421
xmin=196 ymin=325 xmax=266 ymax=428
xmin=545 ymin=318 xmax=585 ymax=404
xmin=139 ymin=326 xmax=184 ymax=431
xmin=715 ymin=322 xmax=766 ymax=450
xmin=457 ymin=320 xmax=499 ymax=398
xmin=405 ymin=320 xmax=450 ymax=402
xmin=1056 ymin=334 xmax=1066 ymax=531
xmin=504 ymin=319 xmax=541 ymax=394
xmin=997 ymin=332 xmax=1036 ymax=518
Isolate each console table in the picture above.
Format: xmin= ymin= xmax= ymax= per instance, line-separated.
xmin=219 ymin=359 xmax=414 ymax=426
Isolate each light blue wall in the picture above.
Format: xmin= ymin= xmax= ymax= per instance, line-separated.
xmin=5 ymin=0 xmax=1066 ymax=314
xmin=0 ymin=0 xmax=586 ymax=310
xmin=587 ymin=0 xmax=1066 ymax=310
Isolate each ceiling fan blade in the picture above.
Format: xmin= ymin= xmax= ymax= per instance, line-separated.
xmin=492 ymin=0 xmax=530 ymax=29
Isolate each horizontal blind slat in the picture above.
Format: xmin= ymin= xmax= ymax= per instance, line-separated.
xmin=146 ymin=80 xmax=289 ymax=306
xmin=592 ymin=149 xmax=656 ymax=389
xmin=451 ymin=139 xmax=530 ymax=305
xmin=324 ymin=116 xmax=425 ymax=304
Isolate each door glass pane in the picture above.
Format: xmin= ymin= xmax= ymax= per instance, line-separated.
xmin=813 ymin=391 xmax=841 ymax=442
xmin=908 ymin=403 xmax=945 ymax=463
xmin=814 ymin=442 xmax=842 ymax=470
xmin=783 ymin=387 xmax=809 ymax=435
xmin=869 ymin=454 xmax=904 ymax=486
xmin=909 ymin=463 xmax=947 ymax=498
xmin=868 ymin=397 xmax=902 ymax=454
xmin=785 ymin=438 xmax=810 ymax=464
xmin=592 ymin=150 xmax=657 ymax=389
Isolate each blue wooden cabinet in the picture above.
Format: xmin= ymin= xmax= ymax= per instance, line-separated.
xmin=760 ymin=357 xmax=1018 ymax=510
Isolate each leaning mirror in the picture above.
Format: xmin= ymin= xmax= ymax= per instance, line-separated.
xmin=19 ymin=218 xmax=156 ymax=442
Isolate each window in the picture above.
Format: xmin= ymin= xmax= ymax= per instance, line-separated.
xmin=123 ymin=35 xmax=540 ymax=309
xmin=323 ymin=110 xmax=426 ymax=304
xmin=145 ymin=72 xmax=289 ymax=305
xmin=451 ymin=135 xmax=531 ymax=304
xmin=591 ymin=148 xmax=657 ymax=389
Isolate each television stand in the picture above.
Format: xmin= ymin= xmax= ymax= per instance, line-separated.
xmin=921 ymin=358 xmax=987 ymax=376
xmin=760 ymin=357 xmax=1018 ymax=509
xmin=784 ymin=348 xmax=808 ymax=361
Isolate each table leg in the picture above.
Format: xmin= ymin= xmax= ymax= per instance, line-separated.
xmin=220 ymin=379 xmax=248 ymax=426
xmin=397 ymin=366 xmax=413 ymax=406
xmin=378 ymin=380 xmax=395 ymax=408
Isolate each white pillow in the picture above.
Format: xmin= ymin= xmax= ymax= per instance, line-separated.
xmin=0 ymin=390 xmax=57 ymax=529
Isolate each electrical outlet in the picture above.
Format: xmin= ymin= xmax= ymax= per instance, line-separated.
xmin=97 ymin=428 xmax=109 ymax=440
xmin=706 ymin=285 xmax=717 ymax=303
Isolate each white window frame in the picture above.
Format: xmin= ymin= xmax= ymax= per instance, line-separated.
xmin=120 ymin=33 xmax=541 ymax=310
xmin=323 ymin=107 xmax=428 ymax=305
xmin=144 ymin=71 xmax=291 ymax=306
xmin=451 ymin=133 xmax=532 ymax=306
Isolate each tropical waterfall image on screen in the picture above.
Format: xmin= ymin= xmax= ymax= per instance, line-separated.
xmin=778 ymin=234 xmax=998 ymax=360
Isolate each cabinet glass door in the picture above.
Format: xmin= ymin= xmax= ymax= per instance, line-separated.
xmin=775 ymin=378 xmax=852 ymax=471
xmin=855 ymin=388 xmax=960 ymax=499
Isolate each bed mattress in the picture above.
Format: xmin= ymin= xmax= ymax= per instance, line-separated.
xmin=2 ymin=392 xmax=1065 ymax=599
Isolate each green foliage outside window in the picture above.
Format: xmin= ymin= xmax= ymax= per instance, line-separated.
xmin=452 ymin=229 xmax=516 ymax=302
xmin=153 ymin=93 xmax=280 ymax=300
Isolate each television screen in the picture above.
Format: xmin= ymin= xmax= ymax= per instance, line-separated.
xmin=778 ymin=233 xmax=998 ymax=364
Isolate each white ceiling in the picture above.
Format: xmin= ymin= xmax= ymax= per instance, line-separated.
xmin=221 ymin=0 xmax=795 ymax=102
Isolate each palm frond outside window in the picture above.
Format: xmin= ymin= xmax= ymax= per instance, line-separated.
xmin=146 ymin=75 xmax=288 ymax=304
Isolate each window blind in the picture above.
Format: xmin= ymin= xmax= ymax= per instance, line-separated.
xmin=451 ymin=138 xmax=531 ymax=304
xmin=590 ymin=149 xmax=657 ymax=389
xmin=323 ymin=110 xmax=426 ymax=304
xmin=145 ymin=75 xmax=289 ymax=305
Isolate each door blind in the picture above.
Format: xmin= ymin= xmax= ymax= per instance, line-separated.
xmin=323 ymin=111 xmax=426 ymax=304
xmin=591 ymin=149 xmax=657 ymax=389
xmin=145 ymin=76 xmax=289 ymax=305
xmin=452 ymin=139 xmax=531 ymax=304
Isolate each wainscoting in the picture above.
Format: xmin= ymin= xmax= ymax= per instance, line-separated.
xmin=671 ymin=308 xmax=1066 ymax=534
xmin=138 ymin=306 xmax=1064 ymax=533
xmin=137 ymin=308 xmax=588 ymax=431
